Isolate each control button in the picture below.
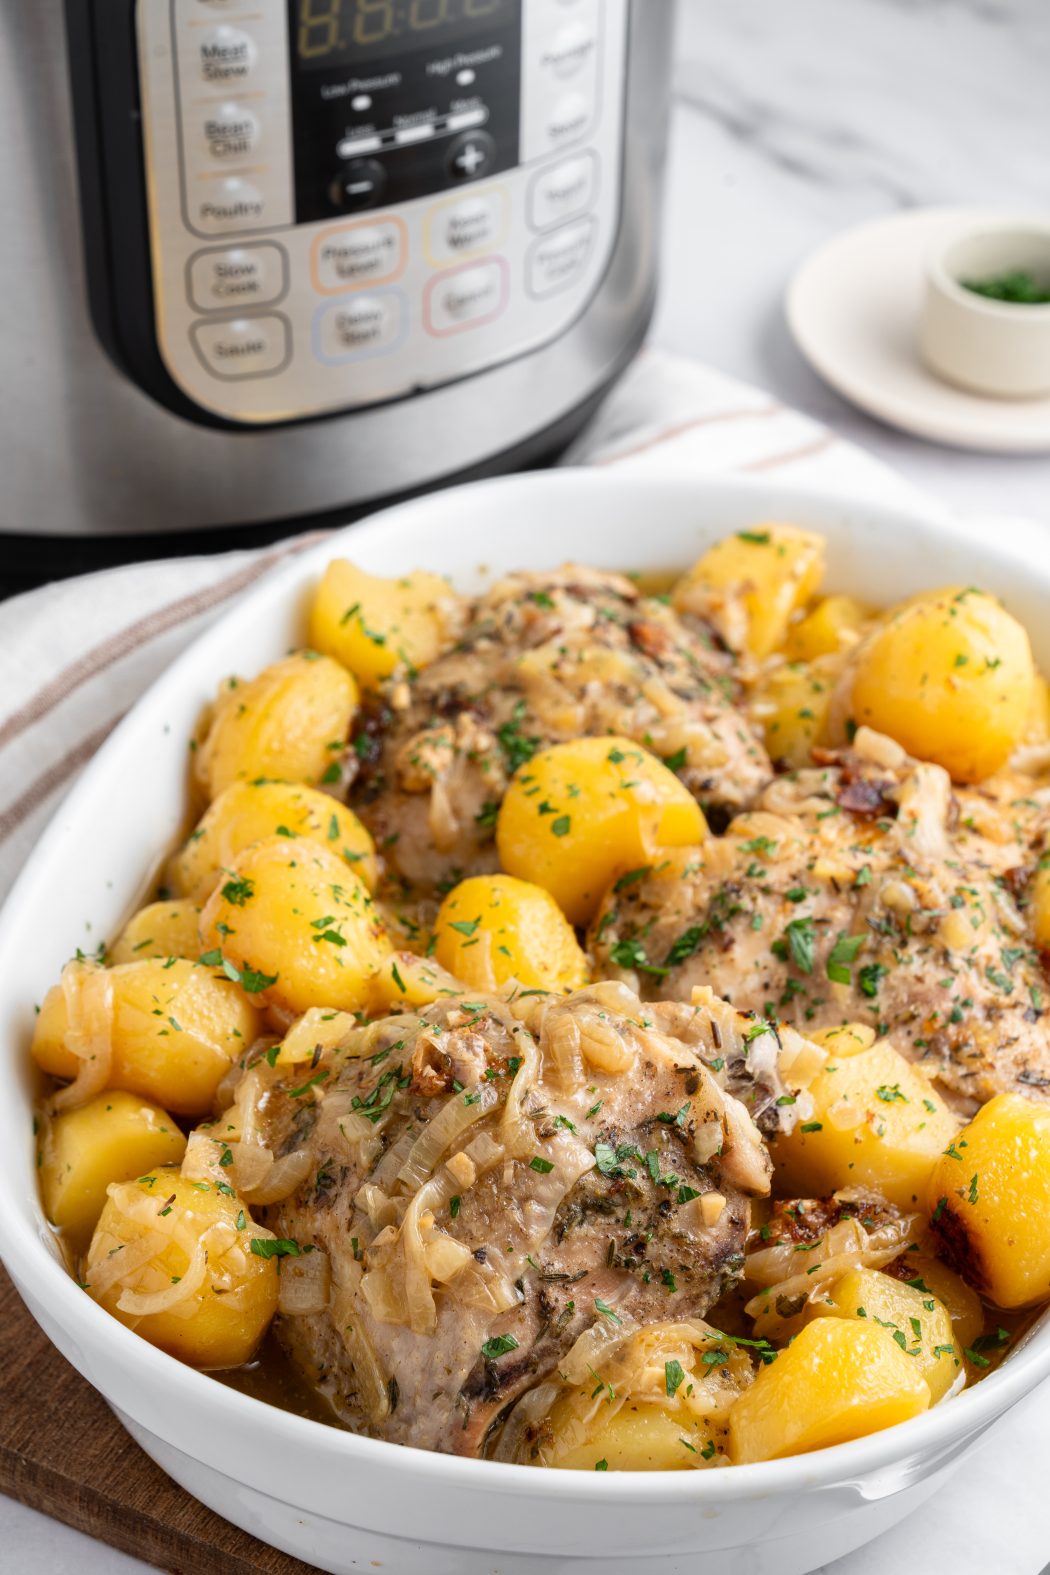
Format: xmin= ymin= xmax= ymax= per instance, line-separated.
xmin=199 ymin=25 xmax=256 ymax=85
xmin=545 ymin=91 xmax=591 ymax=146
xmin=188 ymin=243 xmax=287 ymax=312
xmin=312 ymin=218 xmax=406 ymax=293
xmin=190 ymin=314 xmax=290 ymax=380
xmin=314 ymin=292 xmax=406 ymax=362
xmin=202 ymin=102 xmax=260 ymax=160
xmin=425 ymin=188 xmax=508 ymax=266
xmin=528 ymin=151 xmax=598 ymax=231
xmin=329 ymin=159 xmax=387 ymax=213
xmin=541 ymin=21 xmax=596 ymax=78
xmin=424 ymin=257 xmax=508 ymax=336
xmin=194 ymin=176 xmax=266 ymax=233
xmin=527 ymin=217 xmax=595 ymax=298
xmin=446 ymin=130 xmax=496 ymax=182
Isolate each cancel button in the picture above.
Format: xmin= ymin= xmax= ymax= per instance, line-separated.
xmin=191 ymin=314 xmax=290 ymax=379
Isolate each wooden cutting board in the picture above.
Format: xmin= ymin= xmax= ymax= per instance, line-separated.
xmin=0 ymin=1263 xmax=321 ymax=1574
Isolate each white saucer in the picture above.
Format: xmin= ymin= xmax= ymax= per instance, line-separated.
xmin=786 ymin=207 xmax=1050 ymax=452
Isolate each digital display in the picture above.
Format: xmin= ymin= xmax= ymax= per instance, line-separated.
xmin=294 ymin=0 xmax=514 ymax=68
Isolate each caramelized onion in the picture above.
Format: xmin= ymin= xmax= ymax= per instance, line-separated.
xmin=52 ymin=961 xmax=114 ymax=1111
xmin=278 ymin=1249 xmax=331 ymax=1316
xmin=397 ymin=1082 xmax=497 ymax=1191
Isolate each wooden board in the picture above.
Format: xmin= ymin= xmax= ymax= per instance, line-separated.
xmin=0 ymin=1263 xmax=321 ymax=1575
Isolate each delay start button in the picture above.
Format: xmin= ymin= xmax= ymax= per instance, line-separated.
xmin=187 ymin=243 xmax=287 ymax=311
xmin=190 ymin=314 xmax=290 ymax=379
xmin=314 ymin=292 xmax=406 ymax=362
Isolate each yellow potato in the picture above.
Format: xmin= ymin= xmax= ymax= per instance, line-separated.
xmin=784 ymin=595 xmax=869 ymax=662
xmin=672 ymin=524 xmax=825 ymax=659
xmin=774 ymin=1038 xmax=959 ymax=1209
xmin=194 ymin=652 xmax=358 ymax=800
xmin=199 ymin=836 xmax=390 ymax=1016
xmin=32 ymin=959 xmax=262 ymax=1116
xmin=729 ymin=1317 xmax=930 ymax=1462
xmin=368 ymin=951 xmax=467 ymax=1013
xmin=167 ymin=779 xmax=377 ymax=899
xmin=1029 ymin=850 xmax=1050 ymax=951
xmin=850 ymin=588 xmax=1034 ymax=783
xmin=928 ymin=1092 xmax=1050 ymax=1308
xmin=308 ymin=559 xmax=459 ymax=687
xmin=749 ymin=654 xmax=840 ymax=770
xmin=1024 ymin=675 xmax=1050 ymax=746
xmin=817 ymin=1267 xmax=960 ymax=1402
xmin=553 ymin=1404 xmax=709 ymax=1472
xmin=808 ymin=1022 xmax=876 ymax=1057
xmin=39 ymin=1091 xmax=186 ymax=1251
xmin=496 ymin=736 xmax=706 ymax=926
xmin=109 ymin=900 xmax=202 ymax=964
xmin=434 ymin=875 xmax=588 ymax=993
xmin=892 ymin=1254 xmax=984 ymax=1354
xmin=86 ymin=1169 xmax=278 ymax=1368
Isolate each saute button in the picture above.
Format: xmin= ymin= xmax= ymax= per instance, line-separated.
xmin=202 ymin=102 xmax=260 ymax=160
xmin=315 ymin=293 xmax=405 ymax=361
xmin=190 ymin=314 xmax=290 ymax=379
xmin=424 ymin=258 xmax=508 ymax=335
xmin=527 ymin=217 xmax=595 ymax=298
xmin=198 ymin=25 xmax=257 ymax=84
xmin=194 ymin=176 xmax=267 ymax=233
xmin=188 ymin=243 xmax=286 ymax=311
xmin=528 ymin=152 xmax=597 ymax=231
xmin=313 ymin=220 xmax=404 ymax=291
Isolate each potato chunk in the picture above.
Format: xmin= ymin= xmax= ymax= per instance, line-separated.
xmin=434 ymin=875 xmax=588 ymax=993
xmin=850 ymin=588 xmax=1034 ymax=783
xmin=32 ymin=959 xmax=262 ymax=1116
xmin=86 ymin=1169 xmax=278 ymax=1368
xmin=749 ymin=654 xmax=839 ymax=770
xmin=308 ymin=559 xmax=459 ymax=688
xmin=496 ymin=736 xmax=706 ymax=926
xmin=40 ymin=1091 xmax=186 ymax=1251
xmin=672 ymin=524 xmax=825 ymax=659
xmin=890 ymin=1255 xmax=984 ymax=1354
xmin=818 ymin=1267 xmax=960 ymax=1402
xmin=109 ymin=899 xmax=202 ymax=965
xmin=784 ymin=595 xmax=869 ymax=661
xmin=774 ymin=1037 xmax=959 ymax=1209
xmin=929 ymin=1092 xmax=1050 ymax=1308
xmin=167 ymin=779 xmax=377 ymax=899
xmin=729 ymin=1317 xmax=930 ymax=1462
xmin=199 ymin=836 xmax=390 ymax=1016
xmin=195 ymin=652 xmax=358 ymax=800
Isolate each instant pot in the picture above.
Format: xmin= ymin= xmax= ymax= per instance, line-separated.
xmin=1 ymin=0 xmax=674 ymax=564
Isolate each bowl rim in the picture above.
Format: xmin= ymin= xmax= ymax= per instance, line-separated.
xmin=926 ymin=219 xmax=1050 ymax=318
xmin=2 ymin=468 xmax=1049 ymax=1509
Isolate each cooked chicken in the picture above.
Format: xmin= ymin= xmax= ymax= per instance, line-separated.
xmin=347 ymin=566 xmax=771 ymax=895
xmin=591 ymin=728 xmax=1050 ymax=1109
xmin=243 ymin=979 xmax=794 ymax=1455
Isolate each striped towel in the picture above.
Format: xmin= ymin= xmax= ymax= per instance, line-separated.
xmin=0 ymin=350 xmax=926 ymax=901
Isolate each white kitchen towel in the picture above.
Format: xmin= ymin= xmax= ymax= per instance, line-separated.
xmin=1 ymin=350 xmax=1046 ymax=1575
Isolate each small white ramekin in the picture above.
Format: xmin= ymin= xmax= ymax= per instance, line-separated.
xmin=920 ymin=219 xmax=1050 ymax=398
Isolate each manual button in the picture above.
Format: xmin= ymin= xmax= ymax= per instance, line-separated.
xmin=190 ymin=314 xmax=290 ymax=379
xmin=188 ymin=243 xmax=286 ymax=311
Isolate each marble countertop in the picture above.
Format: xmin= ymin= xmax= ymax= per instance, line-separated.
xmin=6 ymin=2 xmax=1050 ymax=1571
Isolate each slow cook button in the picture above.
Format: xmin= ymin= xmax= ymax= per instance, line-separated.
xmin=193 ymin=176 xmax=267 ymax=233
xmin=527 ymin=217 xmax=595 ymax=298
xmin=312 ymin=219 xmax=406 ymax=291
xmin=202 ymin=102 xmax=260 ymax=160
xmin=425 ymin=189 xmax=508 ymax=265
xmin=187 ymin=242 xmax=286 ymax=311
xmin=190 ymin=314 xmax=290 ymax=379
xmin=199 ymin=25 xmax=257 ymax=84
xmin=545 ymin=91 xmax=591 ymax=146
xmin=528 ymin=151 xmax=598 ymax=231
xmin=424 ymin=258 xmax=508 ymax=335
xmin=315 ymin=293 xmax=405 ymax=361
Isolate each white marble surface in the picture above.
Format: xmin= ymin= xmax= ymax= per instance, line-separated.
xmin=654 ymin=0 xmax=1050 ymax=524
xmin=5 ymin=3 xmax=1050 ymax=1572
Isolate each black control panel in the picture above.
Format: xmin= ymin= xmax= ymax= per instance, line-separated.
xmin=288 ymin=0 xmax=523 ymax=224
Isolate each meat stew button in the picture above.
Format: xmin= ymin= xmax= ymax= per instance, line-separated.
xmin=190 ymin=314 xmax=289 ymax=379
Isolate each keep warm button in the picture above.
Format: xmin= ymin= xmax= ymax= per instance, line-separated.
xmin=190 ymin=314 xmax=290 ymax=380
xmin=424 ymin=257 xmax=508 ymax=336
xmin=527 ymin=217 xmax=595 ymax=299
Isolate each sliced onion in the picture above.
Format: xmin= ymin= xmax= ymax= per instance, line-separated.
xmin=278 ymin=1008 xmax=358 ymax=1066
xmin=278 ymin=1249 xmax=331 ymax=1316
xmin=52 ymin=962 xmax=114 ymax=1111
xmin=241 ymin=1147 xmax=312 ymax=1205
xmin=329 ymin=1260 xmax=390 ymax=1422
xmin=397 ymin=1082 xmax=497 ymax=1190
xmin=117 ymin=1232 xmax=209 ymax=1317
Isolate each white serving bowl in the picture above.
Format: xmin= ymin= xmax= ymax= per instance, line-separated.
xmin=2 ymin=472 xmax=1049 ymax=1575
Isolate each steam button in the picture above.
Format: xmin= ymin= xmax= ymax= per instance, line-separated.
xmin=545 ymin=92 xmax=591 ymax=146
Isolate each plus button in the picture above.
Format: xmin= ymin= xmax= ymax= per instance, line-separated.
xmin=446 ymin=129 xmax=495 ymax=182
xmin=455 ymin=142 xmax=485 ymax=176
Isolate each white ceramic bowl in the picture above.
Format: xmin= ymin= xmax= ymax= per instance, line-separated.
xmin=2 ymin=472 xmax=1049 ymax=1575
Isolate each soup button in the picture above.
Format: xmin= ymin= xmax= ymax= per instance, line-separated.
xmin=190 ymin=314 xmax=290 ymax=379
